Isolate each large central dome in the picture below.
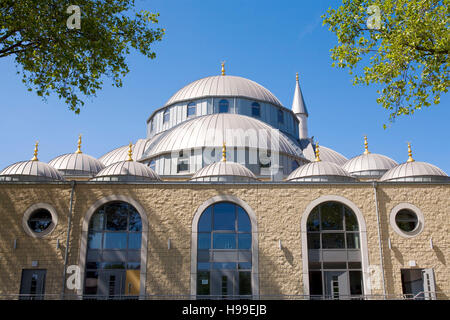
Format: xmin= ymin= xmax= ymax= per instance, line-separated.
xmin=164 ymin=75 xmax=284 ymax=108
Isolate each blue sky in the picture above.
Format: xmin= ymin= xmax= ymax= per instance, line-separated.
xmin=0 ymin=0 xmax=448 ymax=173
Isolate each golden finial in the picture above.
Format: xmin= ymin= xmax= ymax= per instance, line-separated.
xmin=363 ymin=136 xmax=370 ymax=155
xmin=221 ymin=61 xmax=226 ymax=76
xmin=31 ymin=141 xmax=39 ymax=161
xmin=127 ymin=142 xmax=133 ymax=161
xmin=407 ymin=142 xmax=414 ymax=162
xmin=315 ymin=142 xmax=321 ymax=162
xmin=222 ymin=142 xmax=227 ymax=162
xmin=75 ymin=134 xmax=82 ymax=154
xmin=296 ymin=72 xmax=299 ymax=82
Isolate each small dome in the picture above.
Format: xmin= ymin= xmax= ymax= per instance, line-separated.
xmin=191 ymin=161 xmax=258 ymax=182
xmin=0 ymin=160 xmax=64 ymax=182
xmin=380 ymin=161 xmax=448 ymax=182
xmin=343 ymin=153 xmax=398 ymax=178
xmin=49 ymin=153 xmax=105 ymax=177
xmin=99 ymin=137 xmax=160 ymax=167
xmin=164 ymin=75 xmax=283 ymax=108
xmin=286 ymin=161 xmax=356 ymax=182
xmin=91 ymin=160 xmax=161 ymax=182
xmin=302 ymin=144 xmax=348 ymax=166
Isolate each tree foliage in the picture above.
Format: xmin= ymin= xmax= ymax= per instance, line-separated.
xmin=0 ymin=0 xmax=164 ymax=113
xmin=322 ymin=0 xmax=449 ymax=125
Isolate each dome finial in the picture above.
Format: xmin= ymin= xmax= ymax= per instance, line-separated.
xmin=222 ymin=142 xmax=227 ymax=162
xmin=127 ymin=142 xmax=133 ymax=161
xmin=315 ymin=142 xmax=321 ymax=162
xmin=363 ymin=135 xmax=370 ymax=155
xmin=221 ymin=61 xmax=226 ymax=76
xmin=296 ymin=72 xmax=299 ymax=82
xmin=407 ymin=142 xmax=414 ymax=162
xmin=75 ymin=134 xmax=82 ymax=154
xmin=31 ymin=141 xmax=39 ymax=161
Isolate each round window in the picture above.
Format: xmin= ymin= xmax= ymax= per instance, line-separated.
xmin=395 ymin=209 xmax=418 ymax=232
xmin=27 ymin=209 xmax=53 ymax=233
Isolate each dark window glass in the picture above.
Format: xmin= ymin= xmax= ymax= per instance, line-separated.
xmin=239 ymin=271 xmax=252 ymax=295
xmin=251 ymin=102 xmax=260 ymax=117
xmin=213 ymin=203 xmax=235 ymax=230
xmin=237 ymin=207 xmax=251 ymax=232
xmin=309 ymin=271 xmax=323 ymax=296
xmin=238 ymin=262 xmax=252 ymax=270
xmin=105 ymin=203 xmax=128 ymax=231
xmin=197 ymin=271 xmax=210 ymax=295
xmin=197 ymin=262 xmax=210 ymax=270
xmin=395 ymin=209 xmax=418 ymax=232
xmin=177 ymin=160 xmax=189 ymax=172
xmin=219 ymin=99 xmax=229 ymax=113
xmin=187 ymin=102 xmax=196 ymax=117
xmin=213 ymin=234 xmax=236 ymax=249
xmin=128 ymin=210 xmax=142 ymax=232
xmin=89 ymin=209 xmax=105 ymax=231
xmin=103 ymin=233 xmax=127 ymax=249
xmin=323 ymin=262 xmax=347 ymax=269
xmin=277 ymin=109 xmax=284 ymax=123
xmin=163 ymin=109 xmax=170 ymax=123
xmin=86 ymin=262 xmax=100 ymax=269
xmin=238 ymin=234 xmax=252 ymax=249
xmin=349 ymin=271 xmax=363 ymax=295
xmin=321 ymin=202 xmax=343 ymax=230
xmin=308 ymin=262 xmax=321 ymax=270
xmin=198 ymin=233 xmax=211 ymax=249
xmin=84 ymin=271 xmax=98 ymax=295
xmin=213 ymin=262 xmax=236 ymax=269
xmin=88 ymin=232 xmax=102 ymax=249
xmin=27 ymin=209 xmax=52 ymax=233
xmin=345 ymin=207 xmax=359 ymax=231
xmin=128 ymin=233 xmax=141 ymax=249
xmin=346 ymin=233 xmax=360 ymax=249
xmin=101 ymin=262 xmax=125 ymax=269
xmin=321 ymin=233 xmax=345 ymax=249
xmin=307 ymin=233 xmax=321 ymax=249
xmin=198 ymin=207 xmax=212 ymax=232
xmin=307 ymin=207 xmax=320 ymax=231
xmin=126 ymin=262 xmax=140 ymax=270
xmin=348 ymin=262 xmax=361 ymax=269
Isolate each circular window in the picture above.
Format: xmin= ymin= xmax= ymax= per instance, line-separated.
xmin=390 ymin=203 xmax=424 ymax=238
xmin=23 ymin=203 xmax=58 ymax=237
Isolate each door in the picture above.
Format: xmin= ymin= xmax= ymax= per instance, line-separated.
xmin=98 ymin=270 xmax=125 ymax=299
xmin=324 ymin=271 xmax=349 ymax=300
xmin=211 ymin=270 xmax=236 ymax=299
xmin=19 ymin=269 xmax=46 ymax=300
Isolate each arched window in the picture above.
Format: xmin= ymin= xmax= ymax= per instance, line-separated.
xmin=84 ymin=202 xmax=142 ymax=299
xmin=197 ymin=202 xmax=252 ymax=299
xmin=306 ymin=201 xmax=363 ymax=300
xmin=251 ymin=102 xmax=260 ymax=117
xmin=187 ymin=102 xmax=196 ymax=117
xmin=219 ymin=99 xmax=229 ymax=113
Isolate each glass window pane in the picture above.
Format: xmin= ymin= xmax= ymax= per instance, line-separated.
xmin=307 ymin=233 xmax=320 ymax=249
xmin=395 ymin=209 xmax=418 ymax=232
xmin=239 ymin=271 xmax=252 ymax=295
xmin=346 ymin=233 xmax=360 ymax=249
xmin=308 ymin=262 xmax=321 ymax=270
xmin=86 ymin=262 xmax=100 ymax=270
xmin=128 ymin=233 xmax=141 ymax=249
xmin=321 ymin=202 xmax=343 ymax=230
xmin=89 ymin=210 xmax=105 ymax=231
xmin=213 ymin=203 xmax=235 ymax=230
xmin=101 ymin=262 xmax=125 ymax=269
xmin=105 ymin=203 xmax=128 ymax=231
xmin=84 ymin=271 xmax=98 ymax=295
xmin=307 ymin=207 xmax=320 ymax=231
xmin=321 ymin=233 xmax=345 ymax=249
xmin=349 ymin=271 xmax=363 ymax=295
xmin=198 ymin=233 xmax=211 ymax=249
xmin=213 ymin=234 xmax=236 ymax=249
xmin=187 ymin=103 xmax=196 ymax=117
xmin=213 ymin=262 xmax=236 ymax=269
xmin=238 ymin=234 xmax=252 ymax=249
xmin=127 ymin=262 xmax=140 ymax=270
xmin=103 ymin=233 xmax=127 ymax=249
xmin=348 ymin=262 xmax=361 ymax=269
xmin=197 ymin=271 xmax=210 ymax=295
xmin=28 ymin=209 xmax=52 ymax=233
xmin=198 ymin=207 xmax=212 ymax=232
xmin=345 ymin=207 xmax=359 ymax=231
xmin=128 ymin=210 xmax=142 ymax=232
xmin=237 ymin=207 xmax=251 ymax=232
xmin=309 ymin=271 xmax=323 ymax=296
xmin=197 ymin=262 xmax=210 ymax=270
xmin=88 ymin=232 xmax=102 ymax=249
xmin=219 ymin=100 xmax=229 ymax=113
xmin=323 ymin=262 xmax=347 ymax=269
xmin=238 ymin=262 xmax=252 ymax=270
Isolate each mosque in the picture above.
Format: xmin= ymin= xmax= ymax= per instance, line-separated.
xmin=0 ymin=64 xmax=448 ymax=300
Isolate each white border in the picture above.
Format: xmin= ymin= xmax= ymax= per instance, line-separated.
xmin=389 ymin=203 xmax=424 ymax=238
xmin=22 ymin=203 xmax=59 ymax=238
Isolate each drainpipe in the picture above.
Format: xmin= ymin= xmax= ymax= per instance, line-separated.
xmin=373 ymin=181 xmax=387 ymax=299
xmin=61 ymin=180 xmax=76 ymax=299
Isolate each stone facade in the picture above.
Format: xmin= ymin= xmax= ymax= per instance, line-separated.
xmin=0 ymin=182 xmax=448 ymax=299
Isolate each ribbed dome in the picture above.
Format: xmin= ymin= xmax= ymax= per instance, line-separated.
xmin=343 ymin=153 xmax=398 ymax=178
xmin=0 ymin=160 xmax=64 ymax=182
xmin=49 ymin=153 xmax=105 ymax=177
xmin=142 ymin=113 xmax=304 ymax=160
xmin=99 ymin=137 xmax=159 ymax=167
xmin=286 ymin=161 xmax=356 ymax=182
xmin=380 ymin=161 xmax=449 ymax=182
xmin=91 ymin=160 xmax=161 ymax=182
xmin=191 ymin=161 xmax=258 ymax=182
xmin=302 ymin=145 xmax=348 ymax=166
xmin=164 ymin=75 xmax=283 ymax=108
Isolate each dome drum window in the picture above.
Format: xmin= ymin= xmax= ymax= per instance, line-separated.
xmin=219 ymin=99 xmax=229 ymax=113
xmin=163 ymin=109 xmax=170 ymax=123
xmin=22 ymin=203 xmax=58 ymax=238
xmin=251 ymin=102 xmax=261 ymax=117
xmin=187 ymin=102 xmax=196 ymax=118
xmin=390 ymin=203 xmax=424 ymax=237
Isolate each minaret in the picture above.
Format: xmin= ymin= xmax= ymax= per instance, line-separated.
xmin=291 ymin=72 xmax=309 ymax=140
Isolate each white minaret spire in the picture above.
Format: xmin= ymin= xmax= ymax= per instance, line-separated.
xmin=292 ymin=72 xmax=308 ymax=139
